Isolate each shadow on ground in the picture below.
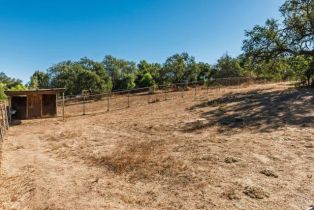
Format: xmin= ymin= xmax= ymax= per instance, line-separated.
xmin=184 ymin=87 xmax=314 ymax=133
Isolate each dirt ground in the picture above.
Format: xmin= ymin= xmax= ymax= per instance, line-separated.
xmin=0 ymin=82 xmax=314 ymax=210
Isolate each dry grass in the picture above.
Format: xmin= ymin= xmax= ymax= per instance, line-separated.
xmin=0 ymin=82 xmax=314 ymax=209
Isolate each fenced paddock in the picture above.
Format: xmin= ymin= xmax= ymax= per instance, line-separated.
xmin=57 ymin=77 xmax=255 ymax=118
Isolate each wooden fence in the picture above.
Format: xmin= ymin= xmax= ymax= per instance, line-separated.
xmin=0 ymin=101 xmax=9 ymax=169
xmin=0 ymin=102 xmax=9 ymax=141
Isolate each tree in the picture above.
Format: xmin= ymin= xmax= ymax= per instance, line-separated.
xmin=76 ymin=70 xmax=103 ymax=93
xmin=78 ymin=57 xmax=112 ymax=91
xmin=161 ymin=53 xmax=199 ymax=84
xmin=29 ymin=70 xmax=49 ymax=89
xmin=196 ymin=62 xmax=212 ymax=82
xmin=0 ymin=72 xmax=23 ymax=89
xmin=140 ymin=72 xmax=156 ymax=88
xmin=213 ymin=54 xmax=243 ymax=78
xmin=136 ymin=60 xmax=161 ymax=87
xmin=102 ymin=55 xmax=137 ymax=90
xmin=48 ymin=59 xmax=111 ymax=95
xmin=243 ymin=0 xmax=314 ymax=85
xmin=0 ymin=72 xmax=26 ymax=100
xmin=49 ymin=61 xmax=81 ymax=95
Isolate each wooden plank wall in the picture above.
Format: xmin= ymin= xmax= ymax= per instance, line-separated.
xmin=27 ymin=95 xmax=42 ymax=119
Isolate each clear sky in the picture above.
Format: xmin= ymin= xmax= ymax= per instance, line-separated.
xmin=0 ymin=0 xmax=285 ymax=83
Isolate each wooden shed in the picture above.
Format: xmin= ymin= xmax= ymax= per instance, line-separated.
xmin=5 ymin=88 xmax=65 ymax=120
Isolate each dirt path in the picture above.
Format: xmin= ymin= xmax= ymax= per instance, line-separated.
xmin=0 ymin=119 xmax=126 ymax=209
xmin=0 ymin=83 xmax=314 ymax=209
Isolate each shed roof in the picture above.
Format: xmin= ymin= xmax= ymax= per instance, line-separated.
xmin=5 ymin=88 xmax=66 ymax=96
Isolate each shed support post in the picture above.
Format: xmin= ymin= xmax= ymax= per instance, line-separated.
xmin=7 ymin=97 xmax=11 ymax=124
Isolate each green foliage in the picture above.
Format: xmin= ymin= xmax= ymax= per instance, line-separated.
xmin=161 ymin=53 xmax=199 ymax=84
xmin=213 ymin=54 xmax=243 ymax=78
xmin=140 ymin=72 xmax=156 ymax=88
xmin=0 ymin=72 xmax=23 ymax=89
xmin=197 ymin=62 xmax=212 ymax=82
xmin=48 ymin=59 xmax=111 ymax=95
xmin=0 ymin=72 xmax=26 ymax=100
xmin=9 ymin=84 xmax=27 ymax=91
xmin=102 ymin=55 xmax=136 ymax=90
xmin=0 ymin=83 xmax=7 ymax=100
xmin=136 ymin=60 xmax=161 ymax=87
xmin=29 ymin=70 xmax=49 ymax=89
xmin=242 ymin=0 xmax=314 ymax=85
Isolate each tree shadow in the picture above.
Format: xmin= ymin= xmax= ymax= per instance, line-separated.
xmin=184 ymin=87 xmax=314 ymax=133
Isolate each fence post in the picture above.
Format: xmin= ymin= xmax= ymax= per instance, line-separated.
xmin=62 ymin=92 xmax=65 ymax=120
xmin=0 ymin=127 xmax=3 ymax=141
xmin=83 ymin=95 xmax=86 ymax=115
xmin=127 ymin=90 xmax=130 ymax=108
xmin=147 ymin=88 xmax=150 ymax=104
xmin=206 ymin=82 xmax=209 ymax=95
xmin=181 ymin=85 xmax=184 ymax=99
xmin=4 ymin=105 xmax=8 ymax=130
xmin=1 ymin=105 xmax=6 ymax=135
xmin=107 ymin=93 xmax=110 ymax=112
xmin=164 ymin=86 xmax=167 ymax=101
xmin=194 ymin=83 xmax=197 ymax=100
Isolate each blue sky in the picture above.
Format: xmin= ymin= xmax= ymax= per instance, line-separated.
xmin=0 ymin=0 xmax=284 ymax=83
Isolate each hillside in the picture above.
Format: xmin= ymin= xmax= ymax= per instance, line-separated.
xmin=0 ymin=82 xmax=313 ymax=209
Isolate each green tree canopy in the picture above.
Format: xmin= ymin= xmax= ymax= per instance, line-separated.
xmin=136 ymin=60 xmax=161 ymax=87
xmin=48 ymin=59 xmax=111 ymax=95
xmin=0 ymin=72 xmax=23 ymax=89
xmin=0 ymin=72 xmax=26 ymax=100
xmin=102 ymin=55 xmax=137 ymax=90
xmin=197 ymin=62 xmax=212 ymax=82
xmin=161 ymin=53 xmax=199 ymax=84
xmin=213 ymin=54 xmax=243 ymax=78
xmin=29 ymin=70 xmax=49 ymax=89
xmin=243 ymin=0 xmax=314 ymax=85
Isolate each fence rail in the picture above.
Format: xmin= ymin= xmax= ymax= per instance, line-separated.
xmin=57 ymin=77 xmax=255 ymax=118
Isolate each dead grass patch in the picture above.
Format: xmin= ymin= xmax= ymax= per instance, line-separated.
xmin=88 ymin=139 xmax=191 ymax=184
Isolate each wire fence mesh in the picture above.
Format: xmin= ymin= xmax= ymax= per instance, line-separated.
xmin=56 ymin=77 xmax=258 ymax=118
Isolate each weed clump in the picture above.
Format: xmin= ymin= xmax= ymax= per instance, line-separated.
xmin=224 ymin=157 xmax=240 ymax=164
xmin=260 ymin=169 xmax=278 ymax=178
xmin=243 ymin=186 xmax=269 ymax=199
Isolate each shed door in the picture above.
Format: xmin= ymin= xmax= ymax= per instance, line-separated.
xmin=28 ymin=94 xmax=42 ymax=118
xmin=42 ymin=94 xmax=56 ymax=116
xmin=11 ymin=96 xmax=27 ymax=120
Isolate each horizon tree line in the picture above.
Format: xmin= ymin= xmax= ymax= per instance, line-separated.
xmin=0 ymin=0 xmax=312 ymax=97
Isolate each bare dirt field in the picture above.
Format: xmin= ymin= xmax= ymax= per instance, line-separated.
xmin=0 ymin=82 xmax=314 ymax=209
